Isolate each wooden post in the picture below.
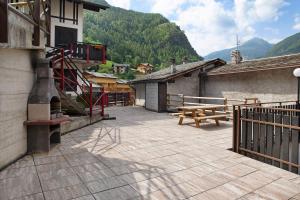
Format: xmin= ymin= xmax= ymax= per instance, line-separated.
xmin=182 ymin=95 xmax=185 ymax=106
xmin=0 ymin=0 xmax=8 ymax=43
xmin=33 ymin=0 xmax=40 ymax=46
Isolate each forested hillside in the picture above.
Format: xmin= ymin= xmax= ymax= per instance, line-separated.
xmin=83 ymin=7 xmax=201 ymax=70
xmin=266 ymin=32 xmax=300 ymax=57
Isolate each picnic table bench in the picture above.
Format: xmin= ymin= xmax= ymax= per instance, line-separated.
xmin=177 ymin=105 xmax=228 ymax=128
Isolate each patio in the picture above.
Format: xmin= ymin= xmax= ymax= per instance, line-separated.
xmin=0 ymin=107 xmax=300 ymax=200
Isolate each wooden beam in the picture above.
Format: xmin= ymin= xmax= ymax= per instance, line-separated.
xmin=32 ymin=0 xmax=40 ymax=46
xmin=0 ymin=0 xmax=8 ymax=43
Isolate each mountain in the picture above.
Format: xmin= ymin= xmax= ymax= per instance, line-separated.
xmin=83 ymin=7 xmax=201 ymax=70
xmin=266 ymin=32 xmax=300 ymax=57
xmin=204 ymin=38 xmax=273 ymax=62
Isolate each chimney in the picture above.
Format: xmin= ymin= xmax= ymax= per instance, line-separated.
xmin=182 ymin=56 xmax=188 ymax=64
xmin=170 ymin=58 xmax=176 ymax=74
xmin=231 ymin=50 xmax=242 ymax=64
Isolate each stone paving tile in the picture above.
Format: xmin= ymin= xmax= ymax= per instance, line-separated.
xmin=43 ymin=184 xmax=90 ymax=200
xmin=93 ymin=185 xmax=141 ymax=200
xmin=1 ymin=107 xmax=300 ymax=200
xmin=0 ymin=173 xmax=42 ymax=200
xmin=0 ymin=166 xmax=36 ymax=180
xmin=6 ymin=155 xmax=34 ymax=169
xmin=73 ymin=195 xmax=96 ymax=200
xmin=253 ymin=178 xmax=300 ymax=200
xmin=86 ymin=175 xmax=128 ymax=193
xmin=12 ymin=193 xmax=45 ymax=200
xmin=34 ymin=155 xmax=66 ymax=166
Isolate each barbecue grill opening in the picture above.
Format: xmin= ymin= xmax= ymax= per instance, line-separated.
xmin=50 ymin=96 xmax=61 ymax=114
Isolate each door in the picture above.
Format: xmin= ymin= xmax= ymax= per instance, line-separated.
xmin=55 ymin=26 xmax=77 ymax=47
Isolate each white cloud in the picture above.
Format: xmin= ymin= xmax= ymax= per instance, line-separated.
xmin=294 ymin=14 xmax=300 ymax=30
xmin=148 ymin=0 xmax=287 ymax=55
xmin=106 ymin=0 xmax=131 ymax=9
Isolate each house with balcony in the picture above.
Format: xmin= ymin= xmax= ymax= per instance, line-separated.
xmin=0 ymin=0 xmax=109 ymax=169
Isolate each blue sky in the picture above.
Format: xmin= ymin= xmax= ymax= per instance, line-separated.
xmin=106 ymin=0 xmax=300 ymax=56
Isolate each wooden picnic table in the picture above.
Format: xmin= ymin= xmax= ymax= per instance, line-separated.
xmin=177 ymin=105 xmax=227 ymax=128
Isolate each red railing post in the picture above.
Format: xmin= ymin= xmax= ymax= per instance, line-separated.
xmin=89 ymin=82 xmax=93 ymax=117
xmin=60 ymin=49 xmax=65 ymax=91
xmin=101 ymin=88 xmax=105 ymax=116
xmin=86 ymin=45 xmax=90 ymax=64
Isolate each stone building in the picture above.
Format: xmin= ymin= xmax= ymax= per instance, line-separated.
xmin=132 ymin=52 xmax=300 ymax=112
xmin=113 ymin=63 xmax=130 ymax=74
xmin=131 ymin=59 xmax=225 ymax=112
xmin=136 ymin=63 xmax=154 ymax=74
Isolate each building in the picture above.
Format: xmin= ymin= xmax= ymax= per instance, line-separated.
xmin=113 ymin=63 xmax=130 ymax=74
xmin=131 ymin=59 xmax=225 ymax=112
xmin=136 ymin=63 xmax=154 ymax=74
xmin=132 ymin=51 xmax=300 ymax=113
xmin=0 ymin=0 xmax=109 ymax=169
xmin=83 ymin=71 xmax=133 ymax=93
xmin=204 ymin=53 xmax=300 ymax=103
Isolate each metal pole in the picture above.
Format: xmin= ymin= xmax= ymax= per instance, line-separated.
xmin=89 ymin=82 xmax=92 ymax=117
xmin=60 ymin=49 xmax=64 ymax=91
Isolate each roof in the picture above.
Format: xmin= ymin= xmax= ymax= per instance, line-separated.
xmin=117 ymin=79 xmax=129 ymax=84
xmin=113 ymin=63 xmax=130 ymax=67
xmin=208 ymin=53 xmax=300 ymax=76
xmin=138 ymin=63 xmax=153 ymax=67
xmin=81 ymin=0 xmax=110 ymax=11
xmin=131 ymin=59 xmax=225 ymax=83
xmin=84 ymin=71 xmax=117 ymax=79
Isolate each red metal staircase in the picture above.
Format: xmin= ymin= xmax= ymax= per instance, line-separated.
xmin=46 ymin=44 xmax=108 ymax=117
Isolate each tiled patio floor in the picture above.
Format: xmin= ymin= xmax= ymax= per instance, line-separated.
xmin=1 ymin=107 xmax=300 ymax=200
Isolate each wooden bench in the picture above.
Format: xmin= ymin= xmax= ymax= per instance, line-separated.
xmin=194 ymin=114 xmax=227 ymax=128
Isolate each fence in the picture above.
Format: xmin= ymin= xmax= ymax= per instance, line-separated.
xmin=233 ymin=101 xmax=300 ymax=174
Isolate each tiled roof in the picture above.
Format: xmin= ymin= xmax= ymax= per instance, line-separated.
xmin=208 ymin=53 xmax=300 ymax=76
xmin=85 ymin=71 xmax=117 ymax=79
xmin=131 ymin=59 xmax=225 ymax=83
xmin=82 ymin=0 xmax=110 ymax=10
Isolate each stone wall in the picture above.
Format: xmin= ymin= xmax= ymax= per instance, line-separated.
xmin=145 ymin=83 xmax=158 ymax=111
xmin=204 ymin=68 xmax=297 ymax=103
xmin=0 ymin=48 xmax=41 ymax=169
xmin=167 ymin=69 xmax=200 ymax=97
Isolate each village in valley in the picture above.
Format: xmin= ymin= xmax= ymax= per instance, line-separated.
xmin=0 ymin=0 xmax=300 ymax=199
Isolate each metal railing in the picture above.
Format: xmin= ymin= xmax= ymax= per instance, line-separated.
xmin=47 ymin=47 xmax=108 ymax=117
xmin=232 ymin=101 xmax=300 ymax=174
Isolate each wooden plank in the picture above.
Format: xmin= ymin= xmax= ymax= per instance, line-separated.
xmin=0 ymin=0 xmax=8 ymax=43
xmin=246 ymin=110 xmax=253 ymax=157
xmin=291 ymin=116 xmax=299 ymax=174
xmin=273 ymin=113 xmax=282 ymax=167
xmin=253 ymin=111 xmax=260 ymax=160
xmin=266 ymin=112 xmax=274 ymax=164
xmin=32 ymin=0 xmax=40 ymax=46
xmin=259 ymin=111 xmax=267 ymax=162
xmin=282 ymin=115 xmax=290 ymax=170
xmin=241 ymin=109 xmax=247 ymax=155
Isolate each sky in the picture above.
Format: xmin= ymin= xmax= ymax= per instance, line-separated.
xmin=105 ymin=0 xmax=300 ymax=56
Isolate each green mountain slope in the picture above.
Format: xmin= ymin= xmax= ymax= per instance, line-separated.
xmin=266 ymin=32 xmax=300 ymax=57
xmin=204 ymin=38 xmax=273 ymax=61
xmin=83 ymin=7 xmax=201 ymax=70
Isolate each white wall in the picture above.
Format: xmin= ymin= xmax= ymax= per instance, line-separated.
xmin=0 ymin=49 xmax=41 ymax=169
xmin=50 ymin=0 xmax=83 ymax=46
xmin=134 ymin=83 xmax=145 ymax=106
xmin=145 ymin=83 xmax=159 ymax=111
